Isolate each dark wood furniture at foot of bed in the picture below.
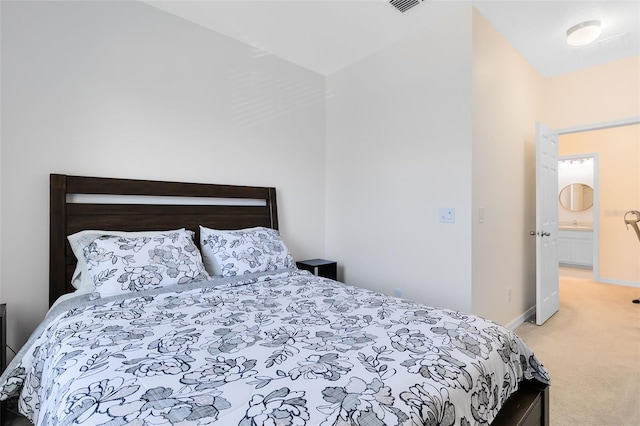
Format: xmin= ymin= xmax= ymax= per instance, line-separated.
xmin=47 ymin=173 xmax=549 ymax=426
xmin=492 ymin=380 xmax=549 ymax=426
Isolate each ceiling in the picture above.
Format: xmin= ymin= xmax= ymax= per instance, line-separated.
xmin=142 ymin=0 xmax=640 ymax=78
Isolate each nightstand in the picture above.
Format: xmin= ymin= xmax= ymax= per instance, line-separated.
xmin=296 ymin=259 xmax=337 ymax=280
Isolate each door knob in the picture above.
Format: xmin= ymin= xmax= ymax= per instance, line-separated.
xmin=530 ymin=231 xmax=551 ymax=237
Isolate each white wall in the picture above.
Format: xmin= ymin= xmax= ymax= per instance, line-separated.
xmin=3 ymin=0 xmax=639 ymax=351
xmin=1 ymin=1 xmax=326 ymax=348
xmin=326 ymin=7 xmax=473 ymax=312
xmin=471 ymin=9 xmax=543 ymax=326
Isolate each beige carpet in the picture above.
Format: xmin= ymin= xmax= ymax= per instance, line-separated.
xmin=515 ymin=267 xmax=640 ymax=426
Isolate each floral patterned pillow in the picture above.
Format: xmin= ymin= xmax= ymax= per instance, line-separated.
xmin=80 ymin=230 xmax=210 ymax=297
xmin=199 ymin=226 xmax=295 ymax=277
xmin=69 ymin=229 xmax=188 ymax=292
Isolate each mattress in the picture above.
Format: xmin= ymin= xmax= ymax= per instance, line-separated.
xmin=0 ymin=269 xmax=549 ymax=425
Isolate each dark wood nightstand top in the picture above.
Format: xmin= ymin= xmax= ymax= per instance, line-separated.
xmin=296 ymin=259 xmax=337 ymax=281
xmin=296 ymin=258 xmax=335 ymax=267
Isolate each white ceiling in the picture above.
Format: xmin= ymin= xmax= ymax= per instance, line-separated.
xmin=142 ymin=0 xmax=640 ymax=77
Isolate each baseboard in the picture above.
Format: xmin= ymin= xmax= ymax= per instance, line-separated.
xmin=506 ymin=305 xmax=536 ymax=331
xmin=593 ymin=276 xmax=640 ymax=289
xmin=559 ymin=263 xmax=592 ymax=270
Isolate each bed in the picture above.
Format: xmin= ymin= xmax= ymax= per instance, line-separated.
xmin=0 ymin=174 xmax=549 ymax=425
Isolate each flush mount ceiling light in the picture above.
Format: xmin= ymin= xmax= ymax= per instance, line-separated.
xmin=566 ymin=20 xmax=602 ymax=46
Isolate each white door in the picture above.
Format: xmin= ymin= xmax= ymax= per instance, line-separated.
xmin=535 ymin=123 xmax=559 ymax=325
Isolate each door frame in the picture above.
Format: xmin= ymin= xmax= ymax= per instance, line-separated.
xmin=555 ymin=116 xmax=639 ymax=285
xmin=557 ymin=117 xmax=639 ymax=136
xmin=558 ymin=152 xmax=599 ymax=276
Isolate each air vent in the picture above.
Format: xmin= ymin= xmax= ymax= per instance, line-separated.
xmin=389 ymin=0 xmax=424 ymax=14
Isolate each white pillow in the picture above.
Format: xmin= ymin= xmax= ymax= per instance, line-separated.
xmin=199 ymin=226 xmax=295 ymax=277
xmin=68 ymin=229 xmax=209 ymax=295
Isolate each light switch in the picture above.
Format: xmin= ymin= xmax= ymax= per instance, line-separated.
xmin=439 ymin=207 xmax=455 ymax=223
xmin=479 ymin=207 xmax=485 ymax=223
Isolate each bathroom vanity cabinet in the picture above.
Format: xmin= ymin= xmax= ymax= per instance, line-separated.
xmin=558 ymin=229 xmax=593 ymax=268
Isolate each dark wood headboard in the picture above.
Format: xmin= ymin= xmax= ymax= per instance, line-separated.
xmin=49 ymin=174 xmax=279 ymax=306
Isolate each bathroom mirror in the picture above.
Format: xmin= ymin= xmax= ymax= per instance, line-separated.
xmin=559 ymin=183 xmax=594 ymax=211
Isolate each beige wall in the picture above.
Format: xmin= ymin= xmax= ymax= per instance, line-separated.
xmin=541 ymin=56 xmax=640 ymax=129
xmin=542 ymin=55 xmax=639 ymax=286
xmin=471 ymin=9 xmax=543 ymax=325
xmin=560 ymin=125 xmax=640 ymax=284
xmin=470 ymin=18 xmax=640 ymax=321
xmin=558 ymin=159 xmax=594 ymax=226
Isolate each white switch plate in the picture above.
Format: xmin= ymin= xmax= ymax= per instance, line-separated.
xmin=439 ymin=207 xmax=455 ymax=223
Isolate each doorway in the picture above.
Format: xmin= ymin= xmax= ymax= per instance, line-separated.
xmin=558 ymin=120 xmax=640 ymax=287
xmin=535 ymin=118 xmax=639 ymax=325
xmin=557 ymin=153 xmax=598 ymax=273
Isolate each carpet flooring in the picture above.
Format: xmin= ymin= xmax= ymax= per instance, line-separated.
xmin=515 ymin=267 xmax=640 ymax=426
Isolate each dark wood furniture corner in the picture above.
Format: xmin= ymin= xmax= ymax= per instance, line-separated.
xmin=492 ymin=381 xmax=549 ymax=426
xmin=296 ymin=259 xmax=337 ymax=280
xmin=0 ymin=304 xmax=6 ymax=426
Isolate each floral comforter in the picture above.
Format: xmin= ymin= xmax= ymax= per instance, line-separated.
xmin=0 ymin=269 xmax=549 ymax=425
